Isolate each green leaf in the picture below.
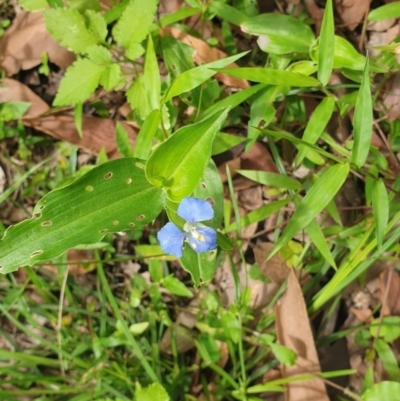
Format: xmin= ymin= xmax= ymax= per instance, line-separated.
xmin=368 ymin=3 xmax=400 ymax=21
xmin=129 ymin=322 xmax=149 ymax=335
xmin=144 ymin=35 xmax=161 ymax=111
xmin=127 ymin=76 xmax=149 ymax=119
xmin=44 ymin=9 xmax=99 ymax=53
xmin=0 ymin=158 xmax=164 ymax=274
xmin=296 ymin=96 xmax=336 ymax=166
xmin=112 ymin=0 xmax=158 ymax=60
xmin=374 ymin=339 xmax=400 ymax=382
xmin=363 ymin=382 xmax=400 ymax=401
xmin=100 ymin=64 xmax=123 ymax=91
xmin=53 ymin=59 xmax=103 ymax=106
xmin=318 ymin=0 xmax=334 ymax=86
xmin=162 ymin=52 xmax=248 ymax=104
xmin=225 ymin=199 xmax=290 ymax=233
xmin=269 ymin=343 xmax=297 ymax=366
xmin=370 ymin=317 xmax=400 ymax=343
xmin=215 ymin=68 xmax=320 ymax=87
xmin=352 ymin=57 xmax=372 ymax=168
xmin=180 ymin=246 xmax=217 ymax=287
xmin=269 ymin=163 xmax=350 ymax=259
xmin=241 ymin=13 xmax=315 ymax=54
xmin=371 ymin=179 xmax=389 ymax=251
xmin=0 ymin=102 xmax=31 ymax=121
xmin=208 ymin=2 xmax=247 ymax=25
xmin=162 ymin=275 xmax=193 ymax=298
xmin=19 ymin=0 xmax=47 ymax=11
xmin=135 ymin=382 xmax=170 ymax=401
xmin=212 ymin=132 xmax=247 ymax=155
xmin=116 ymin=122 xmax=134 ymax=157
xmin=86 ymin=10 xmax=107 ymax=43
xmin=85 ymin=45 xmax=112 ymax=64
xmin=236 ymin=170 xmax=301 ymax=190
xmin=159 ymin=7 xmax=201 ymax=27
xmin=134 ymin=109 xmax=161 ymax=160
xmin=145 ymin=108 xmax=229 ymax=202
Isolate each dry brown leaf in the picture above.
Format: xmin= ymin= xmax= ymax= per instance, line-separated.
xmin=161 ymin=26 xmax=249 ymax=89
xmin=275 ymin=269 xmax=329 ymax=401
xmin=0 ymin=11 xmax=75 ymax=75
xmin=26 ymin=115 xmax=137 ymax=158
xmin=253 ymin=242 xmax=289 ymax=285
xmin=335 ymin=0 xmax=371 ymax=31
xmin=240 ymin=142 xmax=278 ymax=173
xmin=0 ymin=78 xmax=49 ymax=117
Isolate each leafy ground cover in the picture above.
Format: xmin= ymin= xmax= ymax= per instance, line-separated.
xmin=1 ymin=0 xmax=400 ymax=400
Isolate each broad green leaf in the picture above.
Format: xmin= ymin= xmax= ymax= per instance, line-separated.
xmin=202 ymin=84 xmax=265 ymax=120
xmin=371 ymin=179 xmax=389 ymax=251
xmin=19 ymin=0 xmax=47 ymax=11
xmin=127 ymin=76 xmax=149 ymax=120
xmin=116 ymin=122 xmax=134 ymax=157
xmin=162 ymin=36 xmax=195 ymax=78
xmin=225 ymin=199 xmax=290 ymax=233
xmin=318 ymin=0 xmax=334 ymax=86
xmin=86 ymin=45 xmax=112 ymax=63
xmin=44 ymin=9 xmax=99 ymax=53
xmin=145 ymin=109 xmax=229 ymax=201
xmin=215 ymin=68 xmax=320 ymax=87
xmin=162 ymin=52 xmax=248 ymax=104
xmin=368 ymin=3 xmax=400 ymax=21
xmin=86 ymin=10 xmax=107 ymax=43
xmin=162 ymin=275 xmax=193 ymax=298
xmin=67 ymin=0 xmax=102 ymax=12
xmin=112 ymin=0 xmax=158 ymax=60
xmin=269 ymin=343 xmax=297 ymax=366
xmin=129 ymin=322 xmax=149 ymax=335
xmin=212 ymin=132 xmax=246 ymax=155
xmin=296 ymin=96 xmax=336 ymax=166
xmin=352 ymin=57 xmax=372 ymax=168
xmin=135 ymin=382 xmax=170 ymax=401
xmin=370 ymin=317 xmax=400 ymax=343
xmin=100 ymin=63 xmax=123 ymax=91
xmin=0 ymin=159 xmax=164 ymax=274
xmin=209 ymin=2 xmax=247 ymax=25
xmin=134 ymin=109 xmax=161 ymax=160
xmin=180 ymin=246 xmax=217 ymax=287
xmin=363 ymin=382 xmax=400 ymax=401
xmin=269 ymin=163 xmax=350 ymax=259
xmin=53 ymin=59 xmax=103 ymax=106
xmin=241 ymin=13 xmax=315 ymax=54
xmin=374 ymin=339 xmax=399 ymax=382
xmin=144 ymin=35 xmax=161 ymax=112
xmin=236 ymin=170 xmax=301 ymax=190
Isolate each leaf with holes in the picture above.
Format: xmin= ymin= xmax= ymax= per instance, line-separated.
xmin=0 ymin=158 xmax=164 ymax=274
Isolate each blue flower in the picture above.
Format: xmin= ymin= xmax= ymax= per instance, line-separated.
xmin=157 ymin=197 xmax=217 ymax=258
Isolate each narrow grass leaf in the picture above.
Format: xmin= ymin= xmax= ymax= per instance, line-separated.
xmin=318 ymin=0 xmax=334 ymax=86
xmin=162 ymin=52 xmax=248 ymax=104
xmin=209 ymin=2 xmax=247 ymax=25
xmin=134 ymin=109 xmax=161 ymax=160
xmin=368 ymin=2 xmax=400 ymax=21
xmin=215 ymin=67 xmax=320 ymax=87
xmin=116 ymin=122 xmax=135 ymax=157
xmin=269 ymin=163 xmax=350 ymax=259
xmin=296 ymin=96 xmax=335 ymax=166
xmin=371 ymin=179 xmax=389 ymax=251
xmin=351 ymin=57 xmax=372 ymax=168
xmin=144 ymin=35 xmax=160 ymax=111
xmin=236 ymin=170 xmax=301 ymax=190
xmin=374 ymin=339 xmax=400 ymax=381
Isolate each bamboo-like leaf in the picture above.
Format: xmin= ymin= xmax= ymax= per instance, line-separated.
xmin=352 ymin=57 xmax=372 ymax=168
xmin=268 ymin=163 xmax=350 ymax=259
xmin=371 ymin=179 xmax=389 ymax=251
xmin=318 ymin=0 xmax=334 ymax=86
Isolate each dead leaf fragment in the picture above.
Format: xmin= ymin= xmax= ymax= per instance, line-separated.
xmin=275 ymin=269 xmax=329 ymax=401
xmin=0 ymin=78 xmax=49 ymax=117
xmin=335 ymin=0 xmax=371 ymax=31
xmin=0 ymin=11 xmax=75 ymax=75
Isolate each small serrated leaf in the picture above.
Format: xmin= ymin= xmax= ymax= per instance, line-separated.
xmin=112 ymin=0 xmax=158 ymax=59
xmin=53 ymin=59 xmax=103 ymax=106
xmin=86 ymin=10 xmax=107 ymax=43
xmin=85 ymin=45 xmax=112 ymax=64
xmin=44 ymin=8 xmax=99 ymax=53
xmin=100 ymin=64 xmax=123 ymax=91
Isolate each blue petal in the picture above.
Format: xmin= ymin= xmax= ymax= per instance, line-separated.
xmin=157 ymin=222 xmax=185 ymax=258
xmin=187 ymin=225 xmax=217 ymax=253
xmin=177 ymin=197 xmax=214 ymax=224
